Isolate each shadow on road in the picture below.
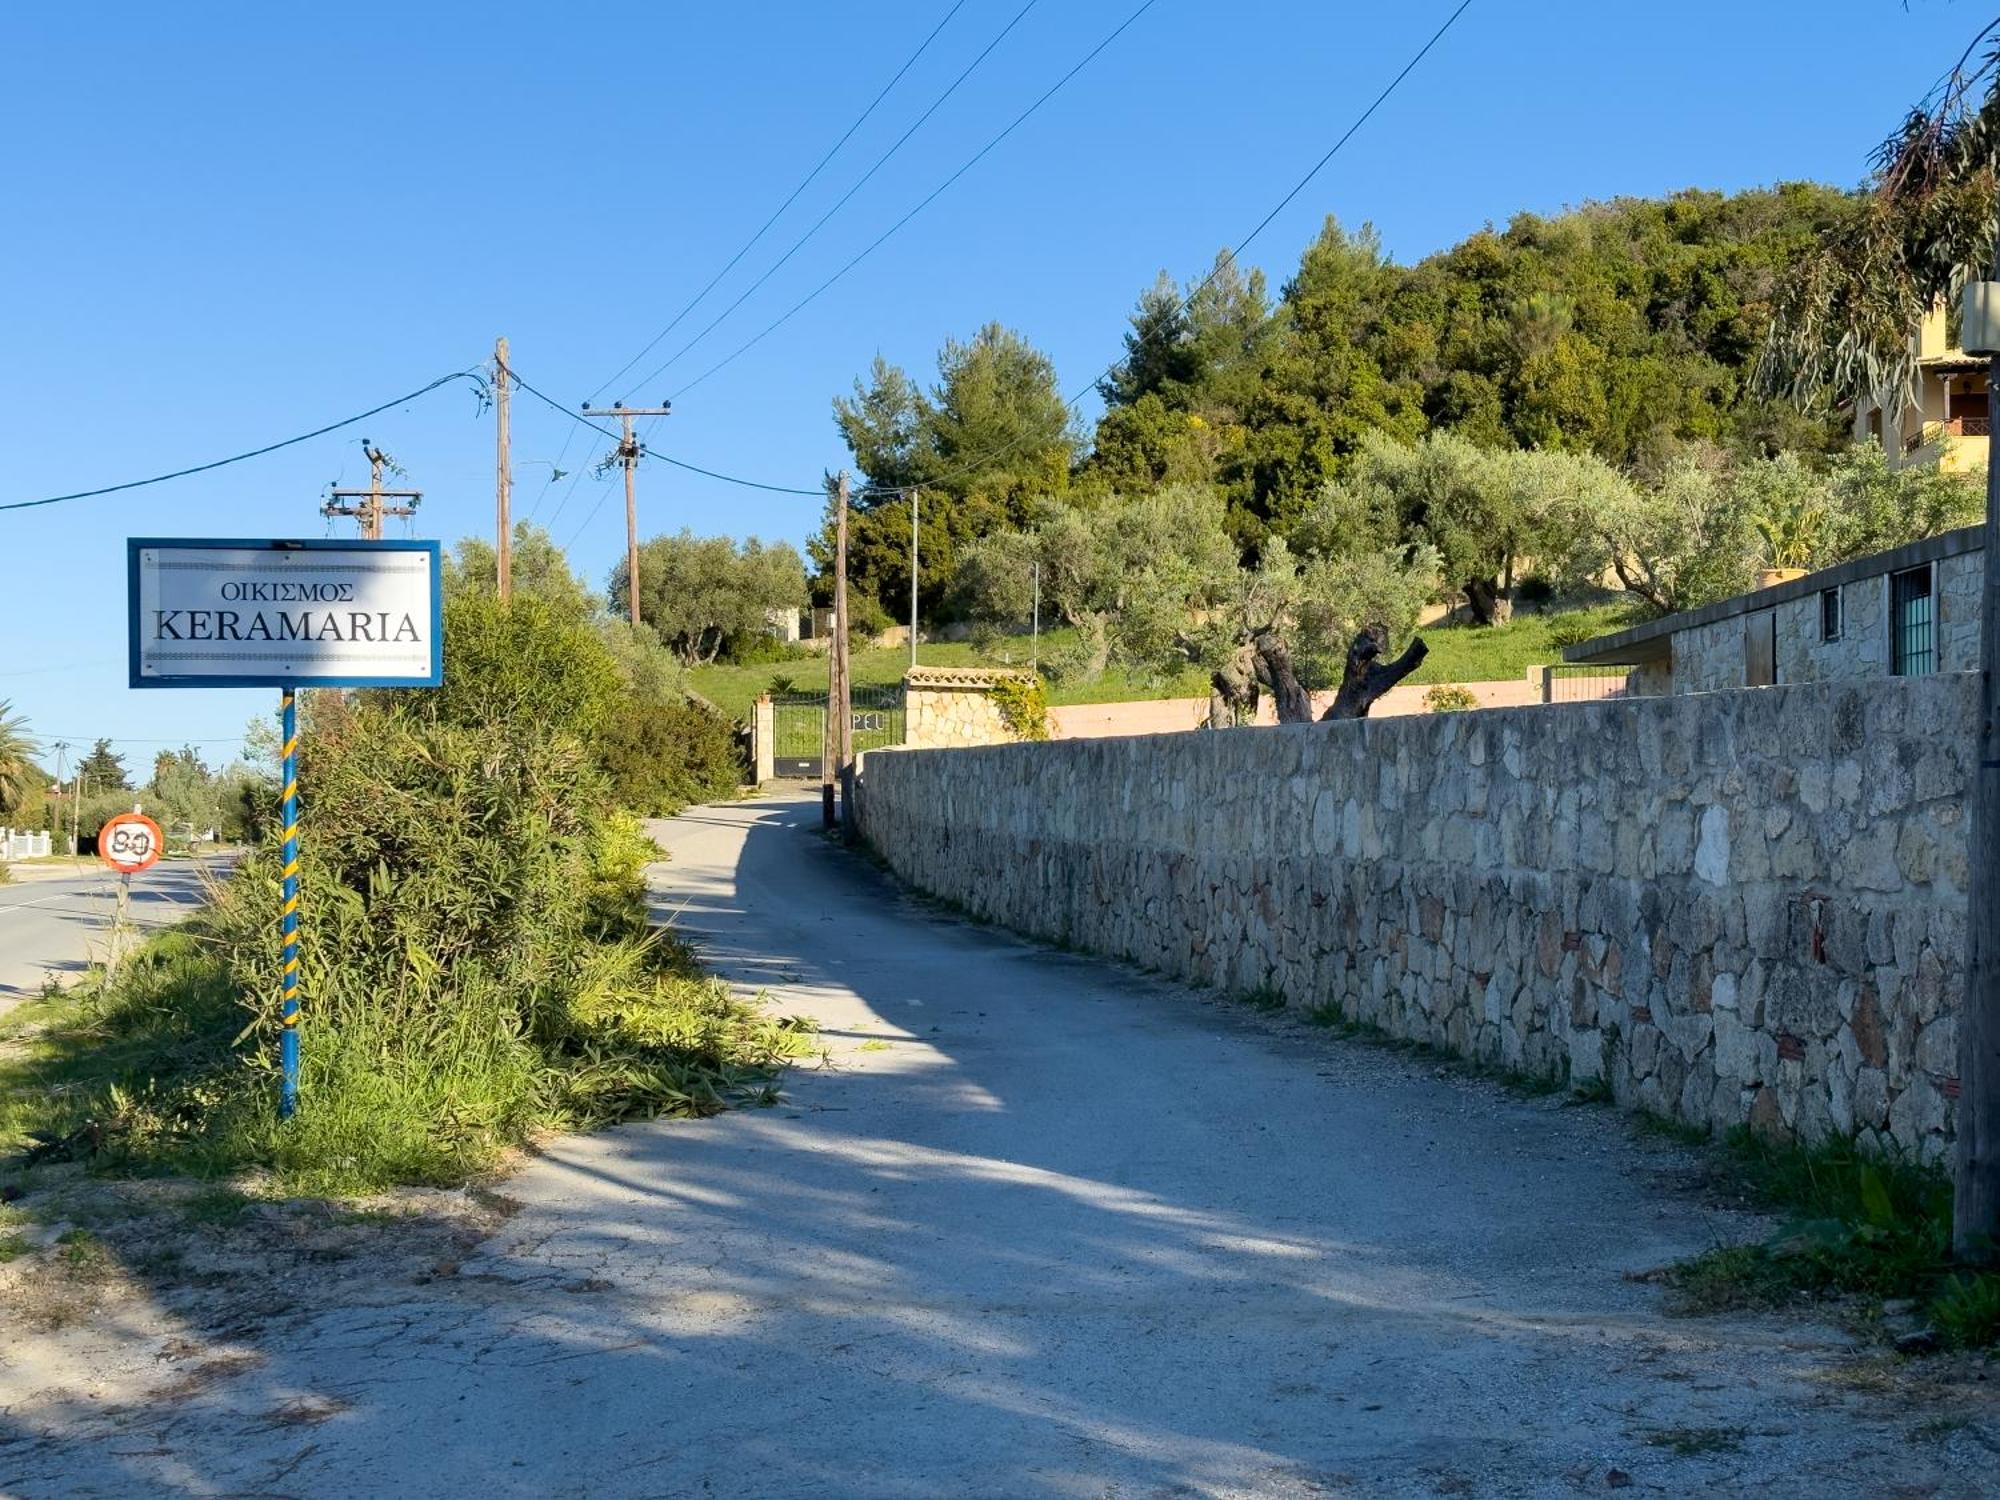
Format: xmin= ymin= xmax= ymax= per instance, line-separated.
xmin=0 ymin=801 xmax=1972 ymax=1498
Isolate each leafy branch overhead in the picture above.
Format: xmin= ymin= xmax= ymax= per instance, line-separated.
xmin=1761 ymin=17 xmax=2000 ymax=410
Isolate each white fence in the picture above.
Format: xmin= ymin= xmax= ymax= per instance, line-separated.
xmin=1 ymin=827 xmax=52 ymax=860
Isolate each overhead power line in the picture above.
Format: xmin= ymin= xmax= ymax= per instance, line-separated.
xmin=621 ymin=0 xmax=1045 ymax=398
xmin=44 ymin=733 xmax=250 ymax=745
xmin=859 ymin=0 xmax=1479 ymax=500
xmin=667 ymin=0 xmax=1162 ymax=403
xmin=590 ymin=0 xmax=976 ymax=405
xmin=503 ymin=363 xmax=827 ymax=498
xmin=0 ymin=371 xmax=489 ymax=514
xmin=1216 ymin=0 xmax=1477 ymax=272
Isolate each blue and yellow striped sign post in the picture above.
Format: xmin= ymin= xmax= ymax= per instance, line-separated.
xmin=278 ymin=686 xmax=301 ymax=1119
xmin=125 ymin=538 xmax=444 ymax=1120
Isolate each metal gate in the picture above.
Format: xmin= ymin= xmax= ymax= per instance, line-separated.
xmin=770 ymin=684 xmax=905 ymax=777
xmin=1544 ymin=664 xmax=1652 ymax=703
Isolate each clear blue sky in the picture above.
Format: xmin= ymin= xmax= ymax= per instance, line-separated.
xmin=0 ymin=0 xmax=1965 ymax=769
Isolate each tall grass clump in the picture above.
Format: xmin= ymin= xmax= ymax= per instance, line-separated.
xmin=1667 ymin=1130 xmax=2000 ymax=1349
xmin=0 ymin=594 xmax=808 ymax=1193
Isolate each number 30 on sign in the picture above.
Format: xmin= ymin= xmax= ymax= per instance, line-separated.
xmin=98 ymin=812 xmax=164 ymax=875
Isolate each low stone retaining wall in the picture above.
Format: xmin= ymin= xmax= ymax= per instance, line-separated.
xmin=856 ymin=675 xmax=1971 ymax=1161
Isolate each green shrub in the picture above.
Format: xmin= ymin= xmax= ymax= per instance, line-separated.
xmin=1423 ymin=683 xmax=1480 ymax=714
xmin=844 ymin=592 xmax=893 ymax=641
xmin=991 ymin=674 xmax=1051 ymax=741
xmin=395 ymin=593 xmax=621 ymax=740
xmin=0 ymin=604 xmax=806 ymax=1194
xmin=1545 ymin=612 xmax=1603 ymax=651
xmin=716 ymin=630 xmax=809 ymax=667
xmin=597 ymin=696 xmax=746 ymax=815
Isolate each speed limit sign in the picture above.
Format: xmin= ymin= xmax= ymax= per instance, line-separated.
xmin=97 ymin=812 xmax=165 ymax=875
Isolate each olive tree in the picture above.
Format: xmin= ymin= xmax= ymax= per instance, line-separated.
xmin=958 ymin=484 xmax=1441 ymax=725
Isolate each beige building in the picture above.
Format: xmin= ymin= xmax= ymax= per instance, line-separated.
xmin=1563 ymin=527 xmax=1981 ymax=694
xmin=1852 ymin=305 xmax=1990 ymax=475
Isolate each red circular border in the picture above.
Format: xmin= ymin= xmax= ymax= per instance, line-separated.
xmin=97 ymin=812 xmax=165 ymax=874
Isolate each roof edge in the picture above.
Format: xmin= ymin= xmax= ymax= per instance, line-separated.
xmin=1563 ymin=525 xmax=1984 ymax=664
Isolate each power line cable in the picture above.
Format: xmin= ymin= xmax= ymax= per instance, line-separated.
xmin=45 ymin=733 xmax=250 ymax=745
xmin=4 ymin=3 xmax=1474 ymax=528
xmin=523 ymin=422 xmax=590 ymax=527
xmin=590 ymin=0 xmax=975 ymax=404
xmin=667 ymin=0 xmax=1162 ymax=403
xmin=858 ymin=0 xmax=1478 ymax=500
xmin=505 ymin=363 xmax=826 ymax=498
xmin=0 ymin=371 xmax=488 ymax=514
xmin=1217 ymin=0 xmax=1476 ymax=273
xmin=621 ymin=0 xmax=1043 ymax=398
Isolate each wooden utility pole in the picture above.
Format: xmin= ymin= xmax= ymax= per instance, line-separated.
xmin=909 ymin=489 xmax=920 ymax=671
xmin=494 ymin=336 xmax=512 ymax=602
xmin=582 ymin=402 xmax=672 ymax=627
xmin=1957 ymin=255 xmax=2000 ymax=1261
xmin=822 ymin=616 xmax=837 ymax=829
xmin=836 ymin=472 xmax=853 ymax=776
xmin=50 ymin=742 xmax=70 ymax=857
xmin=823 ymin=474 xmax=852 ymax=830
xmin=324 ymin=441 xmax=421 ymax=540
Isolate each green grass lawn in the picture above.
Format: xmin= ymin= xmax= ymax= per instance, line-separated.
xmin=1404 ymin=602 xmax=1639 ymax=687
xmin=690 ymin=604 xmax=1641 ymax=722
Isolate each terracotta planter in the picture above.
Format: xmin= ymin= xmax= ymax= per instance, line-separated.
xmin=1755 ymin=567 xmax=1807 ymax=590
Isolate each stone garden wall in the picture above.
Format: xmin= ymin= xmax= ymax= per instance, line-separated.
xmin=904 ymin=666 xmax=1035 ymax=750
xmin=855 ymin=675 xmax=1973 ymax=1161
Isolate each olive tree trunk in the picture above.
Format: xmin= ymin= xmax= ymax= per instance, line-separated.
xmin=1323 ymin=627 xmax=1429 ymax=721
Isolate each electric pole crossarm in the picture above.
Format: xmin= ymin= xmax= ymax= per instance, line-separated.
xmin=324 ymin=442 xmax=420 ymax=541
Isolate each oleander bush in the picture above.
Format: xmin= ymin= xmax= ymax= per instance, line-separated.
xmin=0 ymin=596 xmax=807 ymax=1193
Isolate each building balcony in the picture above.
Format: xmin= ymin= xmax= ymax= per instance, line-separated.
xmin=1901 ymin=418 xmax=1990 ymax=474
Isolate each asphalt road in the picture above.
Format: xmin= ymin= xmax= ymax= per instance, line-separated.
xmin=3 ymin=796 xmax=1993 ymax=1496
xmin=0 ymin=860 xmax=220 ymax=1011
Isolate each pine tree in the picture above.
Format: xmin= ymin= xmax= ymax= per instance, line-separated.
xmin=1099 ymin=273 xmax=1199 ymax=408
xmin=78 ymin=738 xmax=130 ymax=791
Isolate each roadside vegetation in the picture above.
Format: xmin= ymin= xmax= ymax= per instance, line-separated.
xmin=1666 ymin=1132 xmax=2000 ymax=1351
xmin=0 ymin=573 xmax=810 ymax=1197
xmin=547 ymin=185 xmax=1985 ymax=733
xmin=778 ymin=187 xmax=1985 ymax=722
xmin=688 ymin=605 xmax=1649 ymax=724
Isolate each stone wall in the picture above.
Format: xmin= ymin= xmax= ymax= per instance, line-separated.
xmin=1670 ymin=549 xmax=1980 ymax=693
xmin=904 ymin=666 xmax=1035 ymax=750
xmin=856 ymin=675 xmax=1972 ymax=1161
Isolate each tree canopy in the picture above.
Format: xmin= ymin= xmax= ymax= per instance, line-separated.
xmin=828 ymin=184 xmax=1880 ymax=626
xmin=446 ymin=523 xmax=601 ymax=624
xmin=612 ymin=531 xmax=807 ymax=666
xmin=79 ymin=738 xmax=130 ymax=792
xmin=828 ymin=322 xmax=1081 ymax=617
xmin=0 ymin=702 xmax=36 ymax=814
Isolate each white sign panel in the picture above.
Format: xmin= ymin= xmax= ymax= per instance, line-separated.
xmin=128 ymin=538 xmax=443 ymax=689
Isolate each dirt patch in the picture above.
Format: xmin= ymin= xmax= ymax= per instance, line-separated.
xmin=0 ymin=1167 xmax=518 ymax=1412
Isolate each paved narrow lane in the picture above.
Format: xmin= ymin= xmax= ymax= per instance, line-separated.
xmin=0 ymin=860 xmax=220 ymax=1011
xmin=3 ymin=795 xmax=1989 ymax=1497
